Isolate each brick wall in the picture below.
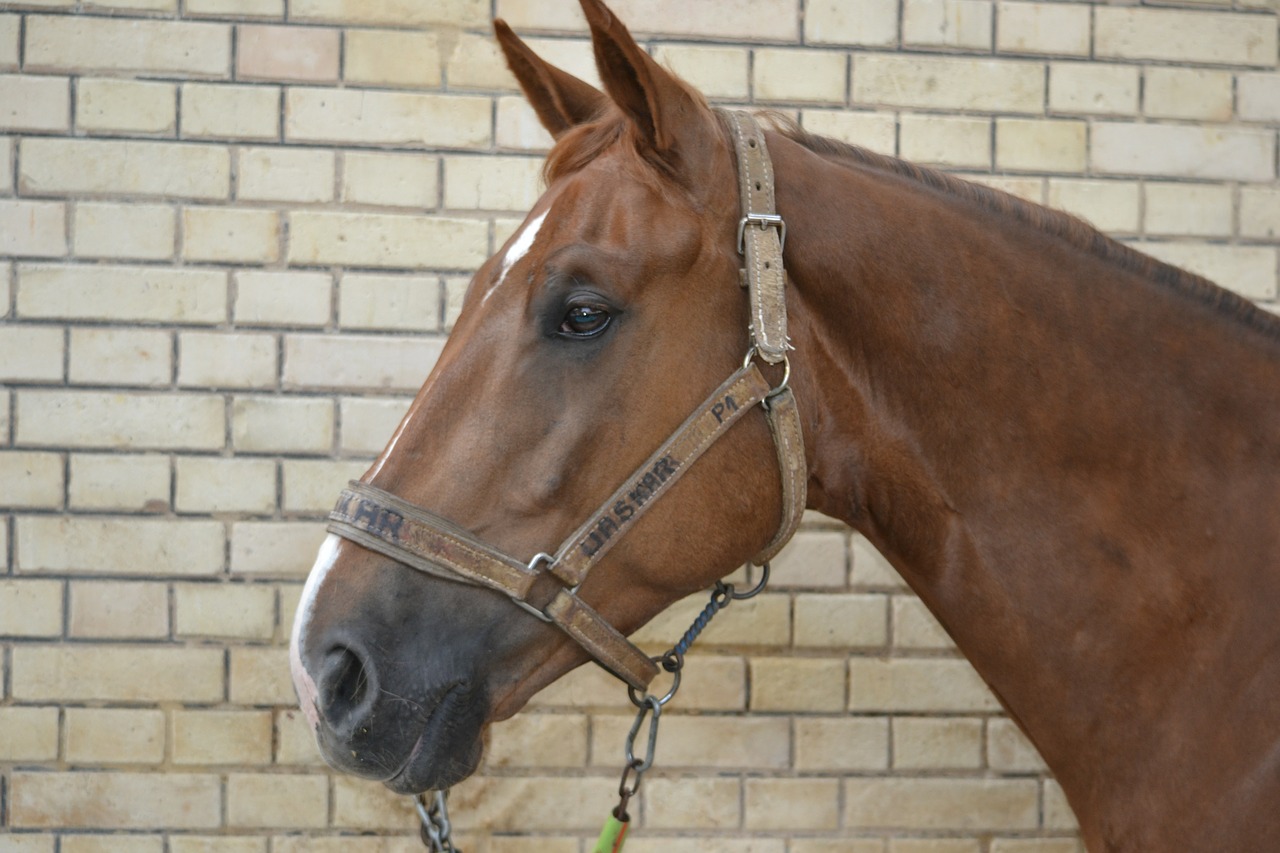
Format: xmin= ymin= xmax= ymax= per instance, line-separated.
xmin=1 ymin=0 xmax=1276 ymax=849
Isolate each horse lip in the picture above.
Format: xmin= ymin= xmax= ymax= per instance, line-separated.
xmin=383 ymin=681 xmax=467 ymax=792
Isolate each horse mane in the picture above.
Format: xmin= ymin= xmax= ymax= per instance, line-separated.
xmin=768 ymin=114 xmax=1280 ymax=342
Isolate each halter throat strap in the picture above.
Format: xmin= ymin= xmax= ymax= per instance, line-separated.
xmin=325 ymin=110 xmax=804 ymax=691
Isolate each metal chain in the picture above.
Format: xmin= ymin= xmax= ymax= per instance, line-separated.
xmin=415 ymin=790 xmax=459 ymax=852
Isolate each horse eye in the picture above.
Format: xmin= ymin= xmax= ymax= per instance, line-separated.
xmin=559 ymin=304 xmax=611 ymax=338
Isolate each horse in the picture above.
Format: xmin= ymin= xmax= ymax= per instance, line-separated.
xmin=289 ymin=1 xmax=1280 ymax=849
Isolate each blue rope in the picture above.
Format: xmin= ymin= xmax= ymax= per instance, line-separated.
xmin=671 ymin=593 xmax=726 ymax=661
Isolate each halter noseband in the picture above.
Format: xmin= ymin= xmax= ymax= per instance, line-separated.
xmin=325 ymin=111 xmax=806 ymax=691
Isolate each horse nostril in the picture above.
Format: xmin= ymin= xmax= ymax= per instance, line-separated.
xmin=320 ymin=645 xmax=376 ymax=732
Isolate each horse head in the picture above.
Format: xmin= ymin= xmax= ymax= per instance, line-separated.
xmin=289 ymin=0 xmax=801 ymax=793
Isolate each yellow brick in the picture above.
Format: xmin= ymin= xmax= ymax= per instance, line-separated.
xmin=1143 ymin=182 xmax=1233 ymax=238
xmin=282 ymin=458 xmax=369 ymax=512
xmin=271 ymin=839 xmax=426 ymax=853
xmin=69 ymin=452 xmax=171 ymax=512
xmin=0 ymin=74 xmax=70 ymax=132
xmin=1048 ymin=63 xmax=1138 ymax=116
xmin=25 ymin=16 xmax=231 ymax=77
xmin=990 ymin=841 xmax=1083 ymax=853
xmin=74 ymin=201 xmax=175 ymax=260
xmin=0 ymin=326 xmax=63 ymax=382
xmin=501 ymin=0 xmax=798 ymax=39
xmin=794 ymin=593 xmax=888 ymax=647
xmin=229 ymin=520 xmax=328 ymax=576
xmin=0 ymin=578 xmax=63 ymax=637
xmin=237 ymin=147 xmax=334 ymax=203
xmin=174 ymin=456 xmax=277 ymax=513
xmin=9 ymin=771 xmax=221 ymax=829
xmin=849 ymin=658 xmax=1001 ymax=712
xmin=645 ymin=777 xmax=740 ymax=830
xmin=855 ymin=55 xmax=1044 ymax=113
xmin=1144 ymin=68 xmax=1232 ymax=122
xmin=0 ymin=135 xmax=12 ymax=193
xmin=1091 ymin=123 xmax=1274 ymax=182
xmin=891 ymin=595 xmax=957 ymax=650
xmin=229 ymin=646 xmax=295 ymax=704
xmin=18 ymin=515 xmax=223 ymax=575
xmin=485 ymin=713 xmax=588 ymax=768
xmin=1046 ymin=179 xmax=1140 ymax=234
xmin=0 ymin=199 xmax=66 ymax=257
xmin=903 ymin=0 xmax=993 ymax=51
xmin=15 ymin=390 xmax=225 ymax=450
xmin=17 ymin=263 xmax=226 ymax=323
xmin=591 ymin=714 xmax=790 ymax=770
xmin=753 ymin=48 xmax=848 ymax=103
xmin=21 ymin=137 xmax=229 ymax=200
xmin=0 ymin=14 xmax=17 ymax=70
xmin=231 ymin=396 xmax=334 ymax=453
xmin=77 ymin=78 xmax=176 ymax=135
xmin=793 ymin=842 xmax=883 ymax=853
xmin=173 ymin=709 xmax=274 ymax=764
xmin=445 ymin=30 xmax=516 ymax=91
xmin=800 ymin=109 xmax=896 ymax=155
xmin=233 ymin=270 xmax=332 ymax=327
xmin=175 ymin=582 xmax=275 ymax=638
xmin=987 ymin=717 xmax=1046 ymax=772
xmin=345 ymin=29 xmax=441 ymax=88
xmin=900 ymin=114 xmax=990 ymax=169
xmin=86 ymin=0 xmax=176 ymax=12
xmin=68 ymin=580 xmax=169 ymax=638
xmin=893 ymin=717 xmax=983 ymax=769
xmin=771 ymin=530 xmax=847 ymax=587
xmin=177 ymin=331 xmax=278 ymax=389
xmin=995 ymin=118 xmax=1086 ymax=173
xmin=186 ymin=0 xmax=282 ymax=17
xmin=289 ymin=210 xmax=488 ymax=269
xmin=622 ymin=842 xmax=786 ymax=853
xmin=69 ymin=328 xmax=172 ymax=387
xmin=1239 ymin=73 xmax=1280 ymax=123
xmin=293 ymin=0 xmax=486 ymax=26
xmin=495 ymin=96 xmax=554 ymax=152
xmin=286 ymin=88 xmax=490 ymax=148
xmin=805 ymin=0 xmax=896 ymax=45
xmin=183 ymin=207 xmax=280 ymax=263
xmin=61 ymin=837 xmax=165 ymax=853
xmin=893 ymin=843 xmax=979 ymax=853
xmin=65 ymin=708 xmax=166 ymax=764
xmin=342 ymin=151 xmax=438 ymax=209
xmin=750 ymin=656 xmax=845 ymax=712
xmin=11 ymin=646 xmax=224 ymax=702
xmin=0 ymin=706 xmax=60 ymax=760
xmin=1044 ymin=780 xmax=1079 ymax=830
xmin=331 ymin=776 xmax=420 ymax=830
xmin=745 ymin=778 xmax=840 ymax=831
xmin=339 ymin=396 xmax=411 ymax=453
xmin=181 ymin=82 xmax=280 ymax=141
xmin=652 ymin=44 xmax=749 ymax=100
xmin=845 ymin=778 xmax=1038 ymax=831
xmin=227 ymin=773 xmax=328 ymax=828
xmin=447 ymin=775 xmax=613 ymax=832
xmin=996 ymin=1 xmax=1090 ymax=56
xmin=444 ymin=155 xmax=543 ymax=211
xmin=339 ymin=273 xmax=439 ymax=331
xmin=282 ymin=333 xmax=444 ymax=392
xmin=1138 ymin=243 xmax=1276 ymax=301
xmin=1241 ymin=187 xmax=1280 ymax=239
xmin=238 ymin=24 xmax=338 ymax=82
xmin=795 ymin=716 xmax=890 ymax=771
xmin=1095 ymin=7 xmax=1275 ymax=67
xmin=274 ymin=708 xmax=326 ymax=765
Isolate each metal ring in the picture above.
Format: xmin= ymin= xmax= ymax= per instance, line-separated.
xmin=627 ymin=662 xmax=682 ymax=708
xmin=742 ymin=347 xmax=792 ymax=401
xmin=728 ymin=562 xmax=770 ymax=600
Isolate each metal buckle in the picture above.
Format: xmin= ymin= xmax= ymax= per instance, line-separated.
xmin=737 ymin=212 xmax=786 ymax=254
xmin=742 ymin=346 xmax=791 ymax=403
xmin=512 ymin=552 xmax=575 ymax=624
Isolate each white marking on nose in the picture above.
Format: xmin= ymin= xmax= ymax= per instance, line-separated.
xmin=289 ymin=533 xmax=342 ymax=731
xmin=482 ymin=210 xmax=548 ymax=305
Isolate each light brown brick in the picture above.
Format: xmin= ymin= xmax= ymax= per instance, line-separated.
xmin=652 ymin=44 xmax=749 ymax=100
xmin=230 ymin=520 xmax=328 ymax=575
xmin=750 ymin=656 xmax=845 ymax=711
xmin=282 ymin=333 xmax=443 ymax=392
xmin=1138 ymin=243 xmax=1276 ymax=301
xmin=591 ymin=714 xmax=790 ymax=770
xmin=1044 ymin=780 xmax=1079 ymax=830
xmin=1241 ymin=187 xmax=1280 ymax=239
xmin=0 ymin=135 xmax=12 ymax=194
xmin=645 ymin=777 xmax=741 ymax=830
xmin=753 ymin=48 xmax=847 ymax=103
xmin=175 ymin=456 xmax=277 ymax=514
xmin=68 ymin=580 xmax=169 ymax=639
xmin=18 ymin=516 xmax=224 ymax=575
xmin=0 ymin=578 xmax=64 ymax=637
xmin=0 ymin=14 xmax=17 ymax=70
xmin=989 ymin=841 xmax=1082 ymax=853
xmin=21 ymin=138 xmax=229 ymax=200
xmin=237 ymin=147 xmax=334 ymax=203
xmin=444 ymin=155 xmax=543 ymax=212
xmin=800 ymin=109 xmax=896 ymax=155
xmin=1095 ymin=7 xmax=1275 ymax=67
xmin=340 ymin=396 xmax=410 ymax=453
xmin=174 ymin=709 xmax=273 ymax=765
xmin=771 ymin=530 xmax=847 ymax=587
xmin=903 ymin=0 xmax=993 ymax=51
xmin=485 ymin=713 xmax=588 ymax=768
xmin=175 ymin=582 xmax=275 ymax=638
xmin=183 ymin=206 xmax=280 ymax=263
xmin=237 ymin=24 xmax=339 ymax=82
xmin=86 ymin=0 xmax=176 ymax=12
xmin=232 ymin=396 xmax=333 ymax=453
xmin=11 ymin=646 xmax=224 ymax=702
xmin=187 ymin=0 xmax=282 ymax=16
xmin=1239 ymin=73 xmax=1280 ymax=123
xmin=287 ymin=88 xmax=490 ymax=148
xmin=806 ymin=0 xmax=897 ymax=46
xmin=294 ymin=0 xmax=487 ymax=27
xmin=632 ymin=590 xmax=789 ymax=647
xmin=1091 ymin=124 xmax=1274 ymax=182
xmin=331 ymin=775 xmax=423 ymax=830
xmin=68 ymin=328 xmax=172 ymax=387
xmin=0 ymin=706 xmax=60 ymax=760
xmin=25 ymin=16 xmax=231 ymax=77
xmin=1048 ymin=63 xmax=1138 ymax=117
xmin=845 ymin=778 xmax=1038 ymax=831
xmin=894 ymin=717 xmax=983 ymax=769
xmin=987 ymin=717 xmax=1046 ymax=772
xmin=795 ymin=716 xmax=890 ymax=771
xmin=900 ymin=114 xmax=990 ymax=169
xmin=289 ymin=210 xmax=488 ymax=269
xmin=15 ymin=390 xmax=225 ymax=450
xmin=65 ymin=708 xmax=166 ymax=764
xmin=0 ymin=326 xmax=64 ymax=383
xmin=501 ymin=0 xmax=799 ymax=39
xmin=274 ymin=708 xmax=326 ymax=765
xmin=181 ymin=82 xmax=280 ymax=141
xmin=1144 ymin=68 xmax=1232 ymax=122
xmin=229 ymin=646 xmax=294 ymax=704
xmin=441 ymin=775 xmax=615 ymax=832
xmin=849 ymin=658 xmax=1001 ymax=712
xmin=233 ymin=270 xmax=331 ymax=327
xmin=339 ymin=273 xmax=439 ymax=331
xmin=996 ymin=118 xmax=1086 ymax=173
xmin=1143 ymin=182 xmax=1232 ymax=238
xmin=0 ymin=199 xmax=67 ymax=257
xmin=342 ymin=151 xmax=438 ymax=208
xmin=854 ymin=55 xmax=1044 ymax=113
xmin=794 ymin=592 xmax=888 ymax=647
xmin=76 ymin=78 xmax=176 ymax=135
xmin=60 ymin=837 xmax=165 ymax=853
xmin=282 ymin=458 xmax=368 ymax=512
xmin=9 ymin=771 xmax=221 ymax=829
xmin=996 ymin=1 xmax=1089 ymax=56
xmin=69 ymin=453 xmax=171 ymax=512
xmin=345 ymin=29 xmax=441 ymax=88
xmin=73 ymin=202 xmax=176 ymax=260
xmin=745 ymin=778 xmax=840 ymax=831
xmin=178 ymin=331 xmax=278 ymax=389
xmin=229 ymin=773 xmax=329 ymax=828
xmin=0 ymin=74 xmax=70 ymax=132
xmin=892 ymin=595 xmax=957 ymax=650
xmin=18 ymin=264 xmax=224 ymax=324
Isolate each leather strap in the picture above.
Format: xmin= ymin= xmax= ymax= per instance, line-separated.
xmin=754 ymin=386 xmax=807 ymax=565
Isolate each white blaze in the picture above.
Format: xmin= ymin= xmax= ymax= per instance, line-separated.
xmin=289 ymin=533 xmax=342 ymax=730
xmin=482 ymin=210 xmax=548 ymax=304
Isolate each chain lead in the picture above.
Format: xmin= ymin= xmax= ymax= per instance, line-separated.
xmin=415 ymin=790 xmax=459 ymax=852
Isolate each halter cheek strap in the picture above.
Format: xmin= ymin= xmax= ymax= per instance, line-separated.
xmin=325 ymin=110 xmax=805 ymax=692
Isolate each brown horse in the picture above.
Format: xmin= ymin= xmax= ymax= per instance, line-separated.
xmin=289 ymin=1 xmax=1280 ymax=849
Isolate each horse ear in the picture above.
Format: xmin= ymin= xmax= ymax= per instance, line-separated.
xmin=579 ymin=0 xmax=718 ymax=165
xmin=494 ymin=19 xmax=609 ymax=139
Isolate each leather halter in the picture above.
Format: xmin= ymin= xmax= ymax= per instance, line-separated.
xmin=326 ymin=111 xmax=806 ymax=691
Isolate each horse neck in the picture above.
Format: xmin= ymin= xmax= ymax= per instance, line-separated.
xmin=768 ymin=131 xmax=1280 ymax=849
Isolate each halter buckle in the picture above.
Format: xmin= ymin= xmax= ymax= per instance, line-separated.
xmin=737 ymin=212 xmax=786 ymax=254
xmin=512 ymin=552 xmax=576 ymax=624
